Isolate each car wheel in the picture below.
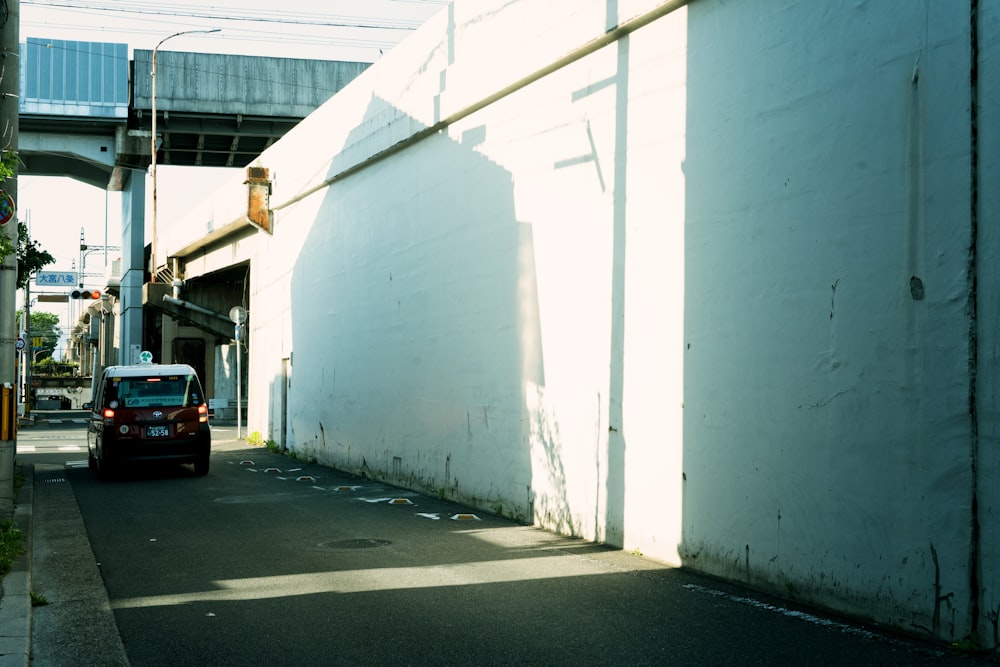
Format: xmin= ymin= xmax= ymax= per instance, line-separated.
xmin=96 ymin=452 xmax=115 ymax=481
xmin=194 ymin=455 xmax=210 ymax=477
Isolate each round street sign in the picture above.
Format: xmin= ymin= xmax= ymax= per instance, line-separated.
xmin=15 ymin=337 xmax=25 ymax=351
xmin=0 ymin=191 xmax=14 ymax=225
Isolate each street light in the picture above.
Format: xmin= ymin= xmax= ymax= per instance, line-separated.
xmin=151 ymin=28 xmax=221 ymax=282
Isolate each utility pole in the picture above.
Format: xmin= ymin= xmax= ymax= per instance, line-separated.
xmin=0 ymin=0 xmax=18 ymax=512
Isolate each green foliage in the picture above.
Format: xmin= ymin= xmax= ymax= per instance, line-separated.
xmin=0 ymin=149 xmax=26 ymax=267
xmin=19 ymin=310 xmax=61 ymax=359
xmin=30 ymin=592 xmax=48 ymax=607
xmin=1 ymin=221 xmax=56 ymax=287
xmin=15 ymin=222 xmax=55 ymax=289
xmin=246 ymin=431 xmax=264 ymax=446
xmin=34 ymin=358 xmax=78 ymax=376
xmin=0 ymin=519 xmax=24 ymax=577
xmin=0 ymin=148 xmax=17 ymax=182
xmin=0 ymin=149 xmax=55 ymax=281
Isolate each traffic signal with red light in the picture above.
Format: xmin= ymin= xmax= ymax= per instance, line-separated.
xmin=71 ymin=289 xmax=101 ymax=299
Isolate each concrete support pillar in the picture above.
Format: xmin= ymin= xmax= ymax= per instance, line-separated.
xmin=0 ymin=0 xmax=19 ymax=512
xmin=119 ymin=170 xmax=146 ymax=365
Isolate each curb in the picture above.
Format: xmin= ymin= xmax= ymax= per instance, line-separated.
xmin=0 ymin=464 xmax=33 ymax=667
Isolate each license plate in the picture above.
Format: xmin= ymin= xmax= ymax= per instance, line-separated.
xmin=146 ymin=425 xmax=170 ymax=438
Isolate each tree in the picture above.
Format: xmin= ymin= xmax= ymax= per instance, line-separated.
xmin=13 ymin=222 xmax=54 ymax=289
xmin=17 ymin=310 xmax=60 ymax=360
xmin=0 ymin=221 xmax=56 ymax=289
xmin=0 ymin=152 xmax=54 ymax=288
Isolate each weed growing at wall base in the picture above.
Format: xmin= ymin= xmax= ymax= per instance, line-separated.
xmin=0 ymin=519 xmax=25 ymax=576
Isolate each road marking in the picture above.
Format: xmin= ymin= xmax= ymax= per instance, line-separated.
xmin=18 ymin=440 xmax=85 ymax=453
xmin=682 ymin=584 xmax=883 ymax=642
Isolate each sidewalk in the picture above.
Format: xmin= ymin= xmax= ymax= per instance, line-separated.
xmin=0 ymin=461 xmax=130 ymax=667
xmin=29 ymin=462 xmax=128 ymax=666
xmin=0 ymin=433 xmax=248 ymax=667
xmin=0 ymin=464 xmax=32 ymax=667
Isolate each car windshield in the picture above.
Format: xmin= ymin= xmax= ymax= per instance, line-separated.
xmin=107 ymin=374 xmax=203 ymax=408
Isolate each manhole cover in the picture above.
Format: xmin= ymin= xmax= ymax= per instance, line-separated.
xmin=317 ymin=538 xmax=391 ymax=550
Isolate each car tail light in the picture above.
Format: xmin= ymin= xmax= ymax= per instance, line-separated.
xmin=103 ymin=408 xmax=115 ymax=419
xmin=198 ymin=404 xmax=208 ymax=423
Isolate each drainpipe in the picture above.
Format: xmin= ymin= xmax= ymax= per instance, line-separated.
xmin=172 ymin=258 xmax=182 ymax=298
xmin=968 ymin=0 xmax=981 ymax=640
xmin=161 ymin=295 xmax=233 ymax=323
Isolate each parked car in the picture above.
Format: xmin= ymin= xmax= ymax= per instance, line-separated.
xmin=87 ymin=362 xmax=211 ymax=478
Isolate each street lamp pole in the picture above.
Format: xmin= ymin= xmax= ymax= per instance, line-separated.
xmin=151 ymin=28 xmax=220 ymax=282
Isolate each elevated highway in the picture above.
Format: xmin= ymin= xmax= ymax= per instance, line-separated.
xmin=19 ymin=38 xmax=369 ymax=364
xmin=20 ymin=38 xmax=368 ymax=185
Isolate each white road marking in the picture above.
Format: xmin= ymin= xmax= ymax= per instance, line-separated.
xmin=682 ymin=584 xmax=881 ymax=641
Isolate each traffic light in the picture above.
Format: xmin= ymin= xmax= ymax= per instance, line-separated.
xmin=71 ymin=289 xmax=101 ymax=300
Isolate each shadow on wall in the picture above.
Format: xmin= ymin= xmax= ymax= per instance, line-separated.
xmin=282 ymin=94 xmax=577 ymax=526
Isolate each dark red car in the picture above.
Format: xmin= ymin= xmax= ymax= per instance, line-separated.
xmin=87 ymin=362 xmax=211 ymax=478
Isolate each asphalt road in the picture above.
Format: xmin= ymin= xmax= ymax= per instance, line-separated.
xmin=16 ymin=412 xmax=997 ymax=666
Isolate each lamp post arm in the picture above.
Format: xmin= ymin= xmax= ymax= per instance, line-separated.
xmin=150 ymin=28 xmax=220 ymax=282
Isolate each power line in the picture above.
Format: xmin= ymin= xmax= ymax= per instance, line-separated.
xmin=22 ymin=0 xmax=443 ymax=63
xmin=23 ymin=0 xmax=435 ymax=32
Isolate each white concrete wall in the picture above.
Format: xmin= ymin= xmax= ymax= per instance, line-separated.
xmin=977 ymin=0 xmax=1000 ymax=650
xmin=172 ymin=0 xmax=999 ymax=647
xmin=680 ymin=0 xmax=975 ymax=640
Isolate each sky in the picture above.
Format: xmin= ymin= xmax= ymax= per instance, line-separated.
xmin=16 ymin=0 xmax=448 ymax=352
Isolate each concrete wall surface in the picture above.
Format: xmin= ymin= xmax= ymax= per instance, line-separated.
xmin=169 ymin=0 xmax=1000 ymax=648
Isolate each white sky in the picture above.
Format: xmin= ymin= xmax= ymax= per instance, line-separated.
xmin=17 ymin=0 xmax=447 ymax=349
